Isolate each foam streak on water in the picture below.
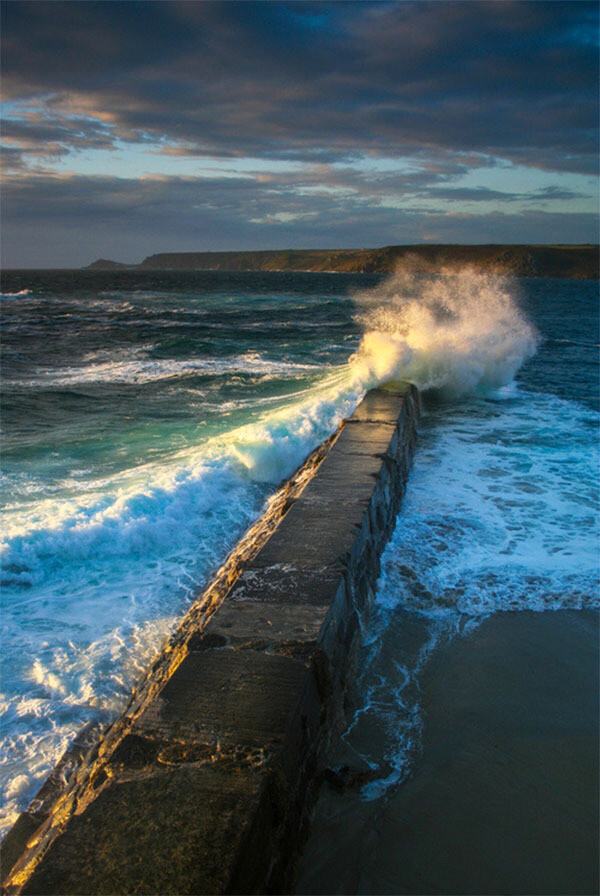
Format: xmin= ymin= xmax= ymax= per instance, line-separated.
xmin=0 ymin=267 xmax=594 ymax=833
xmin=342 ymin=390 xmax=599 ymax=800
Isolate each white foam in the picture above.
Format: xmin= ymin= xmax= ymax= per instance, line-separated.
xmin=349 ymin=267 xmax=539 ymax=396
xmin=379 ymin=392 xmax=599 ymax=618
xmin=0 ymin=289 xmax=32 ymax=299
xmin=16 ymin=353 xmax=323 ymax=387
xmin=0 ymin=612 xmax=181 ymax=835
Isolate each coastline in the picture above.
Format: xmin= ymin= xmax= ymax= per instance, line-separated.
xmin=296 ymin=608 xmax=600 ymax=895
xmin=83 ymin=244 xmax=600 ymax=280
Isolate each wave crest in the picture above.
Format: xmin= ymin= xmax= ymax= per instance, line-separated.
xmin=1 ymin=289 xmax=32 ymax=299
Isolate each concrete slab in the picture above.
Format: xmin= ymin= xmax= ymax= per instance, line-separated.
xmin=21 ymin=764 xmax=265 ymax=896
xmin=227 ymin=564 xmax=344 ymax=606
xmin=347 ymin=386 xmax=411 ymax=424
xmin=303 ymin=446 xmax=385 ymax=483
xmin=249 ymin=513 xmax=365 ymax=572
xmin=134 ymin=648 xmax=311 ymax=749
xmin=201 ymin=601 xmax=330 ymax=644
xmin=331 ymin=421 xmax=400 ymax=456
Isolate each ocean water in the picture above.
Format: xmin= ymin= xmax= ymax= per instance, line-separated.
xmin=0 ymin=267 xmax=597 ymax=835
xmin=312 ymin=273 xmax=600 ymax=805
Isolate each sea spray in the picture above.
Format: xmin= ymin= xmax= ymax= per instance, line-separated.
xmin=311 ymin=267 xmax=600 ymax=806
xmin=332 ymin=387 xmax=600 ymax=803
xmin=349 ymin=266 xmax=539 ymax=395
xmin=0 ymin=362 xmax=367 ymax=833
xmin=0 ymin=268 xmax=572 ymax=835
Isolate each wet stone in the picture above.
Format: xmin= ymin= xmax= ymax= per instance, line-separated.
xmin=21 ymin=765 xmax=265 ymax=896
xmin=203 ymin=600 xmax=329 ymax=644
xmin=4 ymin=384 xmax=420 ymax=896
xmin=134 ymin=648 xmax=311 ymax=749
xmin=109 ymin=733 xmax=159 ymax=768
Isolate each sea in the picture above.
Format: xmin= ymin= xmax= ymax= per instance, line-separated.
xmin=1 ymin=267 xmax=598 ymax=837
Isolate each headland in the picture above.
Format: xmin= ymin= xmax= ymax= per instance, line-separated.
xmin=85 ymin=244 xmax=599 ymax=279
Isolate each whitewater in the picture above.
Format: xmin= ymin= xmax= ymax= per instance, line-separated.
xmin=1 ymin=267 xmax=597 ymax=835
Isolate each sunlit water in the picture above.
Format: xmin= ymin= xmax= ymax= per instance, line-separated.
xmin=1 ymin=268 xmax=597 ymax=833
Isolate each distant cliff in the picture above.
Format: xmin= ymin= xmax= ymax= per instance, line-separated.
xmin=86 ymin=244 xmax=599 ymax=278
xmin=86 ymin=258 xmax=131 ymax=270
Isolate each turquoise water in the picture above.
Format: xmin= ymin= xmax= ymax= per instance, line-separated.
xmin=1 ymin=268 xmax=598 ymax=833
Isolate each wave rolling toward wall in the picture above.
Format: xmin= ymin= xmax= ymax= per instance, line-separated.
xmin=0 ymin=268 xmax=544 ymax=833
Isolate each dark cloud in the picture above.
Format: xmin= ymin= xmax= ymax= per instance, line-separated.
xmin=1 ymin=1 xmax=597 ymax=265
xmin=2 ymin=1 xmax=598 ymax=172
xmin=423 ymin=185 xmax=585 ymax=203
xmin=1 ymin=114 xmax=115 ymax=172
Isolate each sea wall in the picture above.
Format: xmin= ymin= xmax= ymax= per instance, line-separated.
xmin=2 ymin=384 xmax=420 ymax=896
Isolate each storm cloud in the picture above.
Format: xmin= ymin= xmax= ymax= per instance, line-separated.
xmin=1 ymin=1 xmax=598 ymax=266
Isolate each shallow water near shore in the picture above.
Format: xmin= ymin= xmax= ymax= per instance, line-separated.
xmin=296 ymin=274 xmax=599 ymax=892
xmin=1 ymin=268 xmax=598 ymax=853
xmin=296 ymin=610 xmax=599 ymax=895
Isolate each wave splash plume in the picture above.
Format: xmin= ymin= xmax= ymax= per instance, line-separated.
xmin=0 ymin=266 xmax=543 ymax=833
xmin=350 ymin=266 xmax=539 ymax=396
xmin=2 ymin=268 xmax=540 ymax=596
xmin=335 ymin=267 xmax=597 ymax=802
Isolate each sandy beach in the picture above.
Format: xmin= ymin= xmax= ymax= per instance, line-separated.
xmin=296 ymin=609 xmax=599 ymax=895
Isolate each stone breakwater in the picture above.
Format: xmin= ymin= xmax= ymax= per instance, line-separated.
xmin=2 ymin=384 xmax=420 ymax=896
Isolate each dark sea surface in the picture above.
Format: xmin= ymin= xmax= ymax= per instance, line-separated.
xmin=1 ymin=268 xmax=598 ymax=836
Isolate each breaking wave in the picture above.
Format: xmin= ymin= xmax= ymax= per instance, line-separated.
xmin=1 ymin=367 xmax=358 ymax=575
xmin=1 ymin=289 xmax=32 ymax=299
xmin=0 ymin=266 xmax=542 ymax=833
xmin=350 ymin=266 xmax=539 ymax=396
xmin=0 ymin=368 xmax=360 ymax=832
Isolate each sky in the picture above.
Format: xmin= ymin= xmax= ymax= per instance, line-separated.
xmin=1 ymin=0 xmax=598 ymax=268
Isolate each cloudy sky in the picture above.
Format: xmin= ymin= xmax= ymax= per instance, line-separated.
xmin=1 ymin=0 xmax=598 ymax=268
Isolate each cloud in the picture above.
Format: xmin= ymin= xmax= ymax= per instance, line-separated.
xmin=423 ymin=185 xmax=585 ymax=203
xmin=2 ymin=1 xmax=598 ymax=173
xmin=2 ymin=170 xmax=597 ymax=268
xmin=1 ymin=1 xmax=597 ymax=264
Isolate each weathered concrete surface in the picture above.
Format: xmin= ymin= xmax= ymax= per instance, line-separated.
xmin=2 ymin=384 xmax=420 ymax=895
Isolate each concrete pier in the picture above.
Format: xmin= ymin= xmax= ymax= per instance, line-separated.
xmin=2 ymin=383 xmax=420 ymax=895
